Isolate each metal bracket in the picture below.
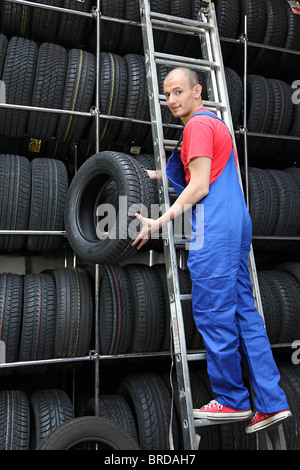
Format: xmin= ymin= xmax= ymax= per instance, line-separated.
xmin=91 ymin=6 xmax=99 ymax=20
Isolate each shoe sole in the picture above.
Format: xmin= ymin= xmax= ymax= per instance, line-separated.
xmin=245 ymin=411 xmax=292 ymax=434
xmin=193 ymin=409 xmax=253 ymax=420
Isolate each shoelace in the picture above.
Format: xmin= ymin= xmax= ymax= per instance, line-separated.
xmin=203 ymin=400 xmax=223 ymax=411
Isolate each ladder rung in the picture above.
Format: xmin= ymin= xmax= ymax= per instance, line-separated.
xmin=180 ymin=294 xmax=192 ymax=301
xmin=154 ymin=51 xmax=218 ymax=71
xmin=150 ymin=11 xmax=214 ymax=31
xmin=152 ymin=18 xmax=206 ymax=36
xmin=163 ymin=139 xmax=178 ymax=147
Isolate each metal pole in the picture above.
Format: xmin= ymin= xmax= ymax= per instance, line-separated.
xmin=94 ymin=0 xmax=101 ymax=419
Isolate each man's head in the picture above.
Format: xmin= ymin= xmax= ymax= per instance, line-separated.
xmin=163 ymin=67 xmax=203 ymax=125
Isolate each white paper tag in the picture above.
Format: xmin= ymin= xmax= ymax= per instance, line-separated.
xmin=287 ymin=0 xmax=300 ymax=14
xmin=0 ymin=340 xmax=6 ymax=364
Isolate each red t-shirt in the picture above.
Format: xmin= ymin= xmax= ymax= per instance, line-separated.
xmin=181 ymin=108 xmax=236 ymax=185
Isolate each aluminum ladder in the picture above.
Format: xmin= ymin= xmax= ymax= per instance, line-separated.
xmin=139 ymin=0 xmax=287 ymax=451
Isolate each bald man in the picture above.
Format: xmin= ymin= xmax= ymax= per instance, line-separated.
xmin=132 ymin=67 xmax=291 ymax=434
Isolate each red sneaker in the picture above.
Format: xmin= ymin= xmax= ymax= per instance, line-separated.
xmin=245 ymin=409 xmax=292 ymax=434
xmin=193 ymin=400 xmax=252 ymax=420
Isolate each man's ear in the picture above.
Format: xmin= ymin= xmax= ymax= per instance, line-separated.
xmin=194 ymin=84 xmax=202 ymax=99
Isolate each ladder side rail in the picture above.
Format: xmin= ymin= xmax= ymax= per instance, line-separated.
xmin=139 ymin=0 xmax=197 ymax=451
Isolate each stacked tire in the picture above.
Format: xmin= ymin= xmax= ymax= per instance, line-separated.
xmin=258 ymin=263 xmax=300 ymax=344
xmin=0 ymin=154 xmax=68 ymax=253
xmin=97 ymin=263 xmax=202 ymax=355
xmin=0 ymin=35 xmax=96 ymax=146
xmin=0 ymin=268 xmax=93 ymax=368
xmin=247 ymin=167 xmax=300 ymax=251
xmin=244 ymin=75 xmax=300 ymax=164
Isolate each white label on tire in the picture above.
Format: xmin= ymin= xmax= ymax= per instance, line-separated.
xmin=0 ymin=81 xmax=6 ymax=104
xmin=0 ymin=341 xmax=6 ymax=364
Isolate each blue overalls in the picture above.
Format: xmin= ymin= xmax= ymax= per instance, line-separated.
xmin=166 ymin=110 xmax=289 ymax=413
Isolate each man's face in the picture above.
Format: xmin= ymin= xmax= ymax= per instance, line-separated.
xmin=163 ymin=71 xmax=201 ymax=124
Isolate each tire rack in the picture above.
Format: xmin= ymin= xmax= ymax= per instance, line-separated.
xmin=229 ymin=14 xmax=300 ymax=243
xmin=0 ymin=0 xmax=173 ymax=418
xmin=0 ymin=2 xmax=100 ymax=374
xmin=0 ymin=0 xmax=299 ymax=444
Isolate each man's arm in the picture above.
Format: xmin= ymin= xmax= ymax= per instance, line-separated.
xmin=133 ymin=156 xmax=211 ymax=249
xmin=146 ymin=169 xmax=162 ymax=181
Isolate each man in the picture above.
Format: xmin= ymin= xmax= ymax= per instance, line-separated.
xmin=132 ymin=67 xmax=291 ymax=434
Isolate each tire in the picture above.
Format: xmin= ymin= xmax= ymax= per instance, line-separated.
xmin=284 ymin=102 xmax=300 ymax=158
xmin=0 ymin=390 xmax=30 ymax=450
xmin=30 ymin=0 xmax=62 ymax=43
xmin=0 ymin=154 xmax=31 ymax=252
xmin=152 ymin=264 xmax=198 ymax=350
xmin=27 ymin=43 xmax=68 ymax=141
xmin=18 ymin=273 xmax=56 ymax=363
xmin=37 ymin=416 xmax=140 ymax=450
xmin=99 ymin=264 xmax=133 ymax=355
xmin=161 ymin=0 xmax=190 ymax=56
xmin=56 ymin=48 xmax=96 ymax=143
xmin=252 ymin=0 xmax=289 ymax=75
xmin=238 ymin=0 xmax=267 ymax=43
xmin=86 ymin=394 xmax=138 ymax=442
xmin=0 ymin=34 xmax=8 ymax=77
xmin=0 ymin=1 xmax=32 ymax=38
xmin=118 ymin=0 xmax=143 ymax=55
xmin=123 ymin=264 xmax=165 ymax=353
xmin=30 ymin=389 xmax=75 ymax=448
xmin=26 ymin=158 xmax=68 ymax=253
xmin=64 ymin=151 xmax=149 ymax=264
xmin=56 ymin=0 xmax=92 ymax=48
xmin=277 ymin=1 xmax=300 ymax=79
xmin=276 ymin=262 xmax=300 ymax=286
xmin=98 ymin=0 xmax=124 ymax=52
xmin=0 ymin=37 xmax=38 ymax=138
xmin=225 ymin=67 xmax=243 ymax=128
xmin=53 ymin=267 xmax=93 ymax=358
xmin=151 ymin=264 xmax=171 ymax=351
xmin=248 ymin=167 xmax=278 ymax=238
xmin=119 ymin=372 xmax=173 ymax=450
xmin=130 ymin=154 xmax=162 ymax=251
xmin=212 ymin=0 xmax=240 ymax=62
xmin=263 ymin=170 xmax=300 ymax=250
xmin=214 ymin=0 xmax=240 ymax=39
xmin=257 ymin=271 xmax=282 ymax=343
xmin=278 ymin=364 xmax=300 ymax=450
xmin=96 ymin=53 xmax=128 ymax=146
xmin=269 ymin=271 xmax=300 ymax=343
xmin=259 ymin=79 xmax=294 ymax=159
xmin=117 ymin=54 xmax=151 ymax=148
xmin=246 ymin=75 xmax=274 ymax=158
xmin=150 ymin=0 xmax=170 ymax=51
xmin=0 ymin=273 xmax=23 ymax=364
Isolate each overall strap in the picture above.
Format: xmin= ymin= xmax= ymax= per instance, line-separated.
xmin=192 ymin=109 xmax=224 ymax=123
